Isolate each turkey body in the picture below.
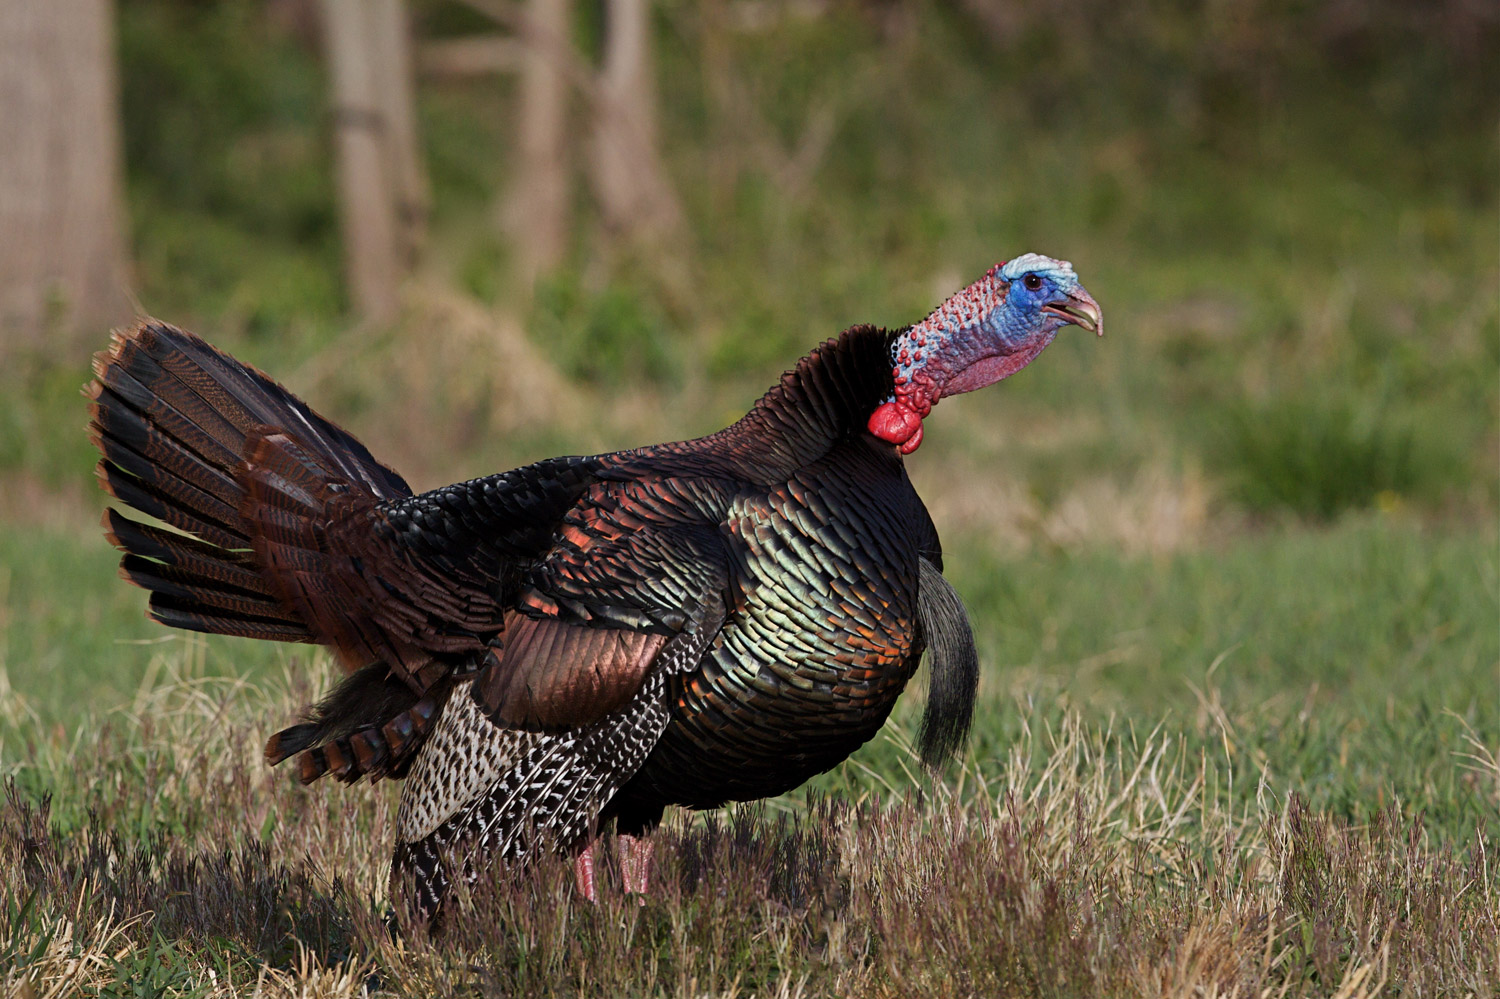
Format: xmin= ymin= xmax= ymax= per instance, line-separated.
xmin=619 ymin=435 xmax=933 ymax=814
xmin=379 ymin=325 xmax=962 ymax=909
xmin=87 ymin=318 xmax=972 ymax=919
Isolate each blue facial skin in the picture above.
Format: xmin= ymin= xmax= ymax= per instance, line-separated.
xmin=996 ymin=253 xmax=1087 ymax=344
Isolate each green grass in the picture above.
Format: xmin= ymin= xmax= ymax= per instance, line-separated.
xmin=807 ymin=516 xmax=1499 ymax=845
xmin=0 ymin=527 xmax=290 ymax=731
xmin=7 ymin=515 xmax=1493 ymax=846
xmin=3 ymin=660 xmax=1495 ymax=996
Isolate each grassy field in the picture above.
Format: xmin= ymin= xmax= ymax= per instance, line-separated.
xmin=2 ymin=633 xmax=1495 ymax=996
xmin=5 ymin=515 xmax=1495 ymax=839
xmin=2 ymin=0 xmax=1497 ymax=994
xmin=2 ymin=516 xmax=1494 ymax=995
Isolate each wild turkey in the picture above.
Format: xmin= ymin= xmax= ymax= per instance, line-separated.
xmin=87 ymin=254 xmax=1101 ymax=919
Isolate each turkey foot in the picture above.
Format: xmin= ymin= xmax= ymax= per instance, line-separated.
xmin=619 ymin=833 xmax=654 ymax=903
xmin=574 ymin=836 xmax=650 ymax=904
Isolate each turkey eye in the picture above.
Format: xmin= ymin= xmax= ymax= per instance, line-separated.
xmin=1023 ymin=273 xmax=1043 ymax=291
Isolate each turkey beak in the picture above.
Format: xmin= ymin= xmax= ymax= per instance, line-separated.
xmin=1043 ymin=287 xmax=1103 ymax=337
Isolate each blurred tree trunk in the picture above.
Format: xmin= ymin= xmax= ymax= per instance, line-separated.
xmin=369 ymin=0 xmax=429 ymax=260
xmin=506 ymin=0 xmax=571 ymax=286
xmin=0 ymin=0 xmax=131 ymax=352
xmin=589 ymin=0 xmax=682 ymax=245
xmin=321 ymin=0 xmax=426 ymax=323
xmin=459 ymin=0 xmax=685 ymax=282
xmin=698 ymin=0 xmax=736 ymax=207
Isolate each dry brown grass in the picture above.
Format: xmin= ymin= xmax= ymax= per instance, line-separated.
xmin=1 ymin=655 xmax=1495 ymax=997
xmin=920 ymin=460 xmax=1214 ymax=556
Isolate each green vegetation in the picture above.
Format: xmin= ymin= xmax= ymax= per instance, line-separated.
xmin=0 ymin=0 xmax=1495 ymax=993
xmin=7 ymin=515 xmax=1494 ymax=844
xmin=3 ymin=665 xmax=1495 ymax=996
xmin=3 ymin=514 xmax=1493 ymax=994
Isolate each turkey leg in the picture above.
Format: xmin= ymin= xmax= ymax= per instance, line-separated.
xmin=619 ymin=833 xmax=654 ymax=900
xmin=574 ymin=835 xmax=651 ymax=903
xmin=573 ymin=840 xmax=598 ymax=902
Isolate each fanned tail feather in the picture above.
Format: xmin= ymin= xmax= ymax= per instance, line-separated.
xmin=88 ymin=320 xmax=496 ymax=791
xmin=87 ymin=319 xmax=411 ymax=644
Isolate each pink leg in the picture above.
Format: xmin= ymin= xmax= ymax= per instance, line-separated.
xmin=619 ymin=833 xmax=655 ymax=901
xmin=573 ymin=840 xmax=598 ymax=903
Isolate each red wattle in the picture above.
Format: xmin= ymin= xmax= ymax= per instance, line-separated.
xmin=867 ymin=400 xmax=925 ymax=453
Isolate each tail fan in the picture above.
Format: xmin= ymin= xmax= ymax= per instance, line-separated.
xmin=87 ymin=319 xmax=412 ymax=646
